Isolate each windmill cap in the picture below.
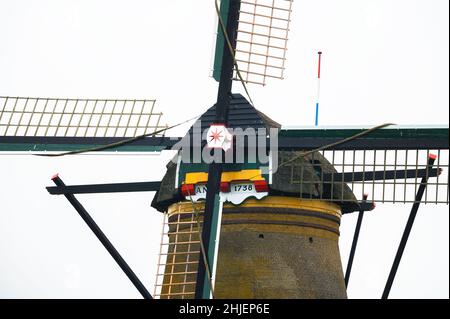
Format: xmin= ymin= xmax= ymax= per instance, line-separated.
xmin=51 ymin=173 xmax=59 ymax=181
xmin=318 ymin=51 xmax=322 ymax=54
xmin=429 ymin=153 xmax=437 ymax=160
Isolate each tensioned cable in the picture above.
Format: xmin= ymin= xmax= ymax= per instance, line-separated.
xmin=278 ymin=123 xmax=396 ymax=169
xmin=9 ymin=1 xmax=251 ymax=157
xmin=0 ymin=153 xmax=163 ymax=157
xmin=186 ymin=191 xmax=216 ymax=299
xmin=175 ymin=0 xmax=257 ymax=294
xmin=169 ymin=4 xmax=257 ymax=297
xmin=247 ymin=122 xmax=396 ymax=181
xmin=213 ymin=2 xmax=395 ymax=176
xmin=34 ymin=114 xmax=200 ymax=157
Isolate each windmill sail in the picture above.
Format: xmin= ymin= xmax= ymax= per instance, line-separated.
xmin=0 ymin=96 xmax=167 ymax=153
xmin=213 ymin=0 xmax=294 ymax=86
xmin=235 ymin=0 xmax=293 ymax=85
xmin=278 ymin=126 xmax=449 ymax=205
xmin=283 ymin=148 xmax=449 ymax=205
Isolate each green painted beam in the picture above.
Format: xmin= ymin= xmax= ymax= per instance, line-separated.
xmin=0 ymin=136 xmax=177 ymax=153
xmin=0 ymin=126 xmax=447 ymax=153
xmin=212 ymin=0 xmax=231 ymax=82
xmin=279 ymin=125 xmax=449 ymax=139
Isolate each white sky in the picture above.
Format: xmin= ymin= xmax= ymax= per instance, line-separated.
xmin=0 ymin=0 xmax=448 ymax=299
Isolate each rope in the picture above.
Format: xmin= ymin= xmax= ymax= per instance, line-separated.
xmin=174 ymin=2 xmax=254 ymax=298
xmin=186 ymin=191 xmax=216 ymax=299
xmin=214 ymin=0 xmax=255 ymax=106
xmin=277 ymin=123 xmax=396 ymax=170
xmin=34 ymin=114 xmax=200 ymax=157
xmin=33 ymin=0 xmax=251 ymax=157
xmin=248 ymin=122 xmax=396 ymax=180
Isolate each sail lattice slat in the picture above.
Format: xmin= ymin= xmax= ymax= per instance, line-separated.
xmin=153 ymin=211 xmax=201 ymax=299
xmin=286 ymin=149 xmax=449 ymax=205
xmin=0 ymin=96 xmax=165 ymax=138
xmin=234 ymin=0 xmax=294 ymax=86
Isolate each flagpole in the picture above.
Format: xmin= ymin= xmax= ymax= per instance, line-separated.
xmin=315 ymin=51 xmax=322 ymax=126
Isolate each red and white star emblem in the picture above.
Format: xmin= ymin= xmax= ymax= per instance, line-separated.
xmin=209 ymin=128 xmax=224 ymax=143
xmin=206 ymin=124 xmax=232 ymax=151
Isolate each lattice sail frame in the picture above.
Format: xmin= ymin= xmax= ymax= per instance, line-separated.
xmin=286 ymin=149 xmax=449 ymax=205
xmin=0 ymin=96 xmax=166 ymax=138
xmin=234 ymin=0 xmax=294 ymax=85
xmin=154 ymin=211 xmax=202 ymax=299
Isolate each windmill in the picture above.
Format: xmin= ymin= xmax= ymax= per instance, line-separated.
xmin=0 ymin=0 xmax=448 ymax=299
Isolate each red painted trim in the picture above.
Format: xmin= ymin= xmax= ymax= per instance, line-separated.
xmin=220 ymin=182 xmax=231 ymax=193
xmin=317 ymin=51 xmax=322 ymax=79
xmin=254 ymin=180 xmax=269 ymax=192
xmin=181 ymin=184 xmax=195 ymax=197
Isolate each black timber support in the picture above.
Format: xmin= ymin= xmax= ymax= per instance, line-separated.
xmin=321 ymin=168 xmax=441 ymax=183
xmin=345 ymin=193 xmax=369 ymax=287
xmin=381 ymin=155 xmax=437 ymax=299
xmin=47 ymin=181 xmax=161 ymax=195
xmin=51 ymin=175 xmax=153 ymax=299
